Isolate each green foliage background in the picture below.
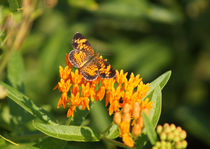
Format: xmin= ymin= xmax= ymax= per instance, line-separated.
xmin=0 ymin=0 xmax=210 ymax=148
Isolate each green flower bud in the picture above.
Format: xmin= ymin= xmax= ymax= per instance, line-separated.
xmin=165 ymin=141 xmax=172 ymax=149
xmin=160 ymin=132 xmax=167 ymax=141
xmin=156 ymin=141 xmax=161 ymax=147
xmin=160 ymin=141 xmax=166 ymax=149
xmin=157 ymin=125 xmax=163 ymax=134
xmin=167 ymin=132 xmax=174 ymax=141
xmin=163 ymin=123 xmax=169 ymax=129
xmin=181 ymin=140 xmax=188 ymax=148
xmin=176 ymin=126 xmax=182 ymax=133
xmin=164 ymin=126 xmax=171 ymax=133
xmin=175 ymin=141 xmax=182 ymax=149
xmin=180 ymin=130 xmax=187 ymax=140
xmin=170 ymin=123 xmax=176 ymax=132
xmin=174 ymin=135 xmax=180 ymax=142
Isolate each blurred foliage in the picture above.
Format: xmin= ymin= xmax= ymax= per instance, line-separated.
xmin=0 ymin=0 xmax=210 ymax=148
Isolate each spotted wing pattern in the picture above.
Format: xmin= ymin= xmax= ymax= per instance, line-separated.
xmin=80 ymin=60 xmax=99 ymax=81
xmin=69 ymin=50 xmax=91 ymax=68
xmin=69 ymin=32 xmax=116 ymax=81
xmin=97 ymin=58 xmax=116 ymax=79
xmin=72 ymin=32 xmax=94 ymax=55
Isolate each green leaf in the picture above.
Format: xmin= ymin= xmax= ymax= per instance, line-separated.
xmin=35 ymin=137 xmax=67 ymax=149
xmin=142 ymin=111 xmax=157 ymax=145
xmin=143 ymin=70 xmax=171 ymax=100
xmin=70 ymin=108 xmax=89 ymax=126
xmin=33 ymin=121 xmax=100 ymax=142
xmin=7 ymin=51 xmax=24 ymax=89
xmin=8 ymin=0 xmax=20 ymax=11
xmin=105 ymin=123 xmax=119 ymax=139
xmin=149 ymin=86 xmax=162 ymax=128
xmin=135 ymin=133 xmax=149 ymax=149
xmin=90 ymin=101 xmax=111 ymax=132
xmin=0 ymin=82 xmax=56 ymax=124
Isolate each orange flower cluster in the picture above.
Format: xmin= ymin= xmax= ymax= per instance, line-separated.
xmin=55 ymin=54 xmax=153 ymax=147
xmin=55 ymin=54 xmax=101 ymax=117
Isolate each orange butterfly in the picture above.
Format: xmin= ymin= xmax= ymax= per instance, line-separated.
xmin=68 ymin=32 xmax=116 ymax=81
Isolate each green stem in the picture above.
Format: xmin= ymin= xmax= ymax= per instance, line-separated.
xmin=0 ymin=134 xmax=19 ymax=146
xmin=100 ymin=122 xmax=114 ymax=138
xmin=103 ymin=137 xmax=130 ymax=149
xmin=65 ymin=117 xmax=72 ymax=125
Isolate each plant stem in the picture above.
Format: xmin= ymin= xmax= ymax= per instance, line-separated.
xmin=102 ymin=137 xmax=130 ymax=149
xmin=0 ymin=135 xmax=19 ymax=146
xmin=100 ymin=122 xmax=114 ymax=138
xmin=65 ymin=117 xmax=72 ymax=125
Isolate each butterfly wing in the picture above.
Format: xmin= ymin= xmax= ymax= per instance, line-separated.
xmin=97 ymin=58 xmax=116 ymax=79
xmin=69 ymin=32 xmax=94 ymax=68
xmin=69 ymin=50 xmax=90 ymax=68
xmin=72 ymin=32 xmax=94 ymax=55
xmin=80 ymin=60 xmax=99 ymax=81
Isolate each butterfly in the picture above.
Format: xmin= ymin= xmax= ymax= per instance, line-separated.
xmin=68 ymin=32 xmax=116 ymax=81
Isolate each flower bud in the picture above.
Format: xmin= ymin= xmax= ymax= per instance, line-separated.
xmin=132 ymin=102 xmax=140 ymax=119
xmin=122 ymin=113 xmax=131 ymax=123
xmin=180 ymin=130 xmax=187 ymax=140
xmin=181 ymin=140 xmax=188 ymax=148
xmin=160 ymin=132 xmax=167 ymax=141
xmin=157 ymin=125 xmax=163 ymax=134
xmin=114 ymin=112 xmax=121 ymax=125
xmin=156 ymin=141 xmax=161 ymax=147
xmin=137 ymin=116 xmax=144 ymax=128
xmin=175 ymin=141 xmax=182 ymax=149
xmin=132 ymin=123 xmax=142 ymax=137
xmin=170 ymin=123 xmax=176 ymax=132
xmin=165 ymin=142 xmax=172 ymax=149
xmin=163 ymin=123 xmax=169 ymax=128
xmin=174 ymin=135 xmax=180 ymax=142
xmin=167 ymin=132 xmax=174 ymax=141
xmin=123 ymin=103 xmax=130 ymax=113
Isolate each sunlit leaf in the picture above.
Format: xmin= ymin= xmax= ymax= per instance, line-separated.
xmin=104 ymin=123 xmax=119 ymax=139
xmin=149 ymin=86 xmax=162 ymax=128
xmin=143 ymin=70 xmax=171 ymax=100
xmin=0 ymin=82 xmax=56 ymax=124
xmin=142 ymin=111 xmax=157 ymax=145
xmin=33 ymin=121 xmax=100 ymax=142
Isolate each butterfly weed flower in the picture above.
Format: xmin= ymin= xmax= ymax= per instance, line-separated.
xmin=55 ymin=32 xmax=153 ymax=147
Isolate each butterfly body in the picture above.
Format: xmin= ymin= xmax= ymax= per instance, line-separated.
xmin=69 ymin=32 xmax=116 ymax=81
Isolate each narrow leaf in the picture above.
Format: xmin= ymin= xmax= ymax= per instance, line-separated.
xmin=33 ymin=121 xmax=100 ymax=142
xmin=142 ymin=111 xmax=157 ymax=145
xmin=143 ymin=70 xmax=171 ymax=100
xmin=149 ymin=85 xmax=162 ymax=128
xmin=7 ymin=51 xmax=24 ymax=89
xmin=0 ymin=82 xmax=56 ymax=124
